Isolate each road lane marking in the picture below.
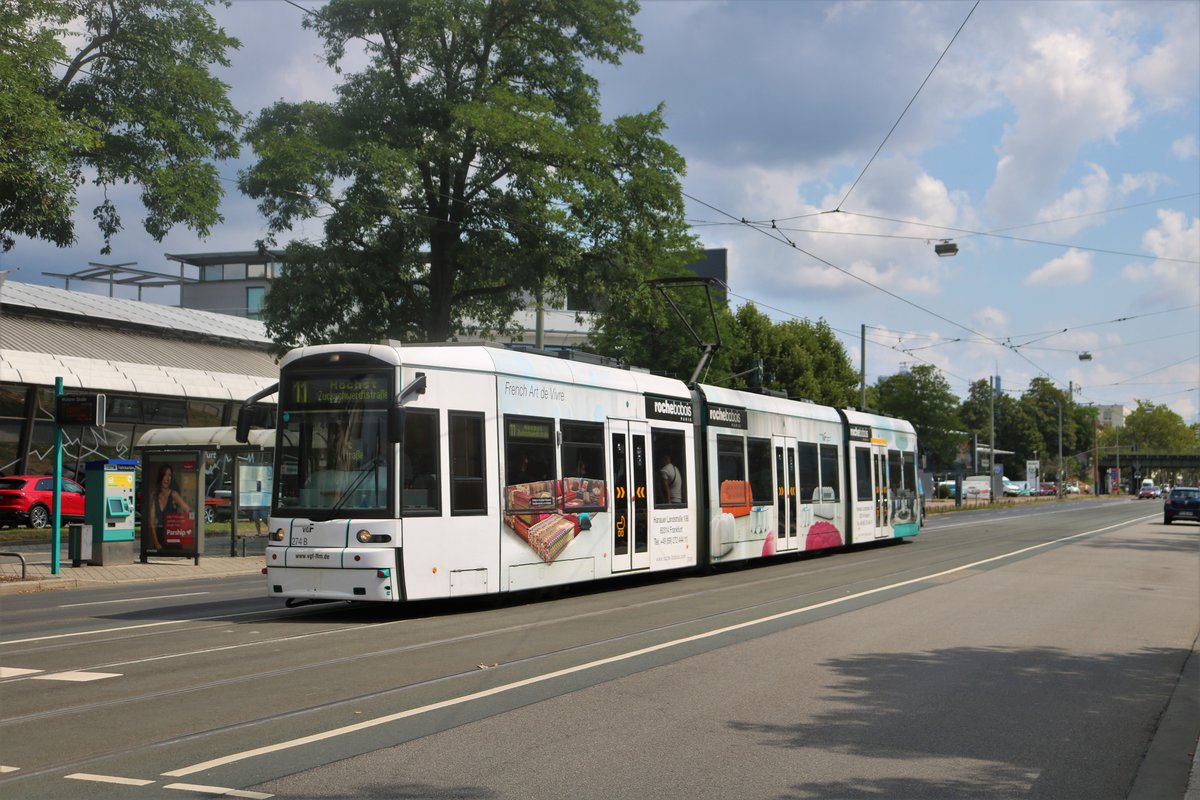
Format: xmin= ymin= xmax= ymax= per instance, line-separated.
xmin=31 ymin=670 xmax=121 ymax=682
xmin=1 ymin=609 xmax=274 ymax=646
xmin=58 ymin=592 xmax=210 ymax=608
xmin=164 ymin=783 xmax=272 ymax=798
xmin=164 ymin=515 xmax=1141 ymax=778
xmin=0 ymin=667 xmax=41 ymax=678
xmin=0 ymin=766 xmax=19 ymax=773
xmin=66 ymin=773 xmax=155 ymax=786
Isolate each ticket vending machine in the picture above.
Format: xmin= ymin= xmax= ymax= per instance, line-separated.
xmin=84 ymin=459 xmax=137 ymax=565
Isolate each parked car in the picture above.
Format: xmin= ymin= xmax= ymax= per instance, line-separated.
xmin=1163 ymin=487 xmax=1199 ymax=524
xmin=1039 ymin=482 xmax=1058 ymax=496
xmin=0 ymin=475 xmax=86 ymax=528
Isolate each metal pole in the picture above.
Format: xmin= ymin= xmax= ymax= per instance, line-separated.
xmin=1057 ymin=400 xmax=1063 ymax=499
xmin=860 ymin=323 xmax=866 ymax=410
xmin=989 ymin=374 xmax=995 ymax=504
xmin=53 ymin=377 xmax=63 ymax=574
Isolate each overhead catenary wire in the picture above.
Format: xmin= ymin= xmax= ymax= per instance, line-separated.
xmin=682 ymin=189 xmax=1062 ymax=384
xmin=835 ymin=0 xmax=981 ymax=211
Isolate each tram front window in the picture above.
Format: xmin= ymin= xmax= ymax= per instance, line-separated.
xmin=278 ymin=407 xmax=391 ymax=516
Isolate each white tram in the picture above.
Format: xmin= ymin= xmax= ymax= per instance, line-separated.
xmin=246 ymin=343 xmax=920 ymax=603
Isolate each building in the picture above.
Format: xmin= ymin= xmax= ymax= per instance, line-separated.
xmin=0 ymin=281 xmax=278 ymax=475
xmin=4 ymin=247 xmax=729 ymax=474
xmin=169 ymin=250 xmax=284 ymax=320
xmin=1097 ymin=404 xmax=1126 ymax=429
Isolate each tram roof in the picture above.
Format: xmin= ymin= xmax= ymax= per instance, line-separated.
xmin=281 ymin=342 xmax=692 ymax=398
xmin=698 ymin=383 xmax=843 ymax=423
xmin=842 ymin=407 xmax=917 ymax=436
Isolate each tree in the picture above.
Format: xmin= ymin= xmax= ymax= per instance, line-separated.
xmin=241 ymin=0 xmax=695 ymax=350
xmin=587 ymin=273 xmax=740 ymax=383
xmin=1121 ymin=400 xmax=1200 ymax=453
xmin=0 ymin=0 xmax=243 ymax=253
xmin=959 ymin=378 xmax=1040 ymax=478
xmin=726 ymin=305 xmax=858 ymax=407
xmin=869 ymin=364 xmax=962 ymax=470
xmin=1020 ymin=377 xmax=1076 ymax=479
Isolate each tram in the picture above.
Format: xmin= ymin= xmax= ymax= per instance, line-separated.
xmin=239 ymin=343 xmax=921 ymax=603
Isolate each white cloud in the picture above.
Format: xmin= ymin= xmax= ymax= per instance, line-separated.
xmin=1172 ymin=136 xmax=1198 ymax=160
xmin=1025 ymin=249 xmax=1093 ymax=287
xmin=1130 ymin=4 xmax=1200 ymax=111
xmin=974 ymin=306 xmax=1009 ymax=332
xmin=1121 ymin=210 xmax=1200 ymax=304
xmin=986 ymin=25 xmax=1137 ymax=224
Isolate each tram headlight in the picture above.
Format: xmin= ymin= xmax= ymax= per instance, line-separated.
xmin=356 ymin=530 xmax=392 ymax=544
xmin=269 ymin=528 xmax=285 ymax=542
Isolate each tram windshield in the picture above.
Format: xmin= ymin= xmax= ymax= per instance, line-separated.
xmin=276 ymin=370 xmax=393 ymax=518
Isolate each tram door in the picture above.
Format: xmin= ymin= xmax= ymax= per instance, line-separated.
xmin=773 ymin=436 xmax=799 ymax=551
xmin=609 ymin=420 xmax=650 ymax=572
xmin=850 ymin=441 xmax=891 ymax=541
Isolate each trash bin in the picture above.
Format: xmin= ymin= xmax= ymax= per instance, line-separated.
xmin=69 ymin=523 xmax=93 ymax=568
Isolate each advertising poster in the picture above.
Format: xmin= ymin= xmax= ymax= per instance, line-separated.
xmin=141 ymin=452 xmax=202 ymax=560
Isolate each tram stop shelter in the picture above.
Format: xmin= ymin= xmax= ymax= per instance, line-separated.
xmin=136 ymin=426 xmax=275 ymax=558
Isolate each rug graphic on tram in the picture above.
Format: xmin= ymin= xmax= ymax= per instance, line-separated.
xmin=504 ymin=477 xmax=608 ymax=563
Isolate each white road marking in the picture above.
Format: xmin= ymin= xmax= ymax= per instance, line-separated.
xmin=164 ymin=516 xmax=1139 ymax=778
xmin=0 ymin=766 xmax=20 ymax=773
xmin=164 ymin=783 xmax=272 ymax=798
xmin=1 ymin=609 xmax=271 ymax=646
xmin=31 ymin=670 xmax=121 ymax=682
xmin=0 ymin=667 xmax=41 ymax=678
xmin=58 ymin=592 xmax=210 ymax=608
xmin=66 ymin=773 xmax=155 ymax=786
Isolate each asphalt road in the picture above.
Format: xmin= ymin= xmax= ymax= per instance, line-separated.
xmin=0 ymin=499 xmax=1196 ymax=799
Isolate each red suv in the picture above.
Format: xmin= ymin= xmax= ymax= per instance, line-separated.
xmin=0 ymin=476 xmax=86 ymax=528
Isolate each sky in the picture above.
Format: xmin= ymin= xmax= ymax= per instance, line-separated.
xmin=2 ymin=0 xmax=1198 ymax=424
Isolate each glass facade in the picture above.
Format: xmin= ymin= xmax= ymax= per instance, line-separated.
xmin=0 ymin=385 xmax=272 ymax=477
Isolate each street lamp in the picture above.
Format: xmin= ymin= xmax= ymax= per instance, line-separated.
xmin=934 ymin=240 xmax=958 ymax=257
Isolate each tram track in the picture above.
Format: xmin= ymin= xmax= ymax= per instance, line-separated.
xmin=0 ymin=503 xmax=1166 ymax=791
xmin=2 ymin=503 xmax=1153 ymax=729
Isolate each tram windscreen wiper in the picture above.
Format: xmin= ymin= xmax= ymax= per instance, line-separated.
xmin=329 ymin=458 xmax=384 ymax=512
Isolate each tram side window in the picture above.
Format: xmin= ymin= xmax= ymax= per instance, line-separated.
xmin=403 ymin=410 xmax=440 ymax=515
xmin=797 ymin=442 xmax=819 ymax=504
xmin=819 ymin=443 xmax=840 ymax=501
xmin=888 ymin=450 xmax=903 ymax=494
xmin=855 ymin=448 xmax=872 ymax=498
xmin=717 ymin=435 xmax=748 ymax=508
xmin=449 ymin=412 xmax=486 ymax=515
xmin=651 ymin=428 xmax=687 ymax=507
xmin=903 ymin=451 xmax=917 ymax=493
xmin=561 ymin=421 xmax=606 ymax=511
xmin=747 ymin=437 xmax=774 ymax=503
xmin=504 ymin=415 xmax=556 ymax=491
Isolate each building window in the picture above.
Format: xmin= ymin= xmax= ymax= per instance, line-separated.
xmin=202 ymin=264 xmax=223 ymax=282
xmin=224 ymin=263 xmax=247 ymax=280
xmin=247 ymin=287 xmax=266 ymax=320
xmin=247 ymin=263 xmax=266 ymax=279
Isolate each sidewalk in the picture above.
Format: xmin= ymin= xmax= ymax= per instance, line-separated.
xmin=0 ymin=549 xmax=264 ymax=595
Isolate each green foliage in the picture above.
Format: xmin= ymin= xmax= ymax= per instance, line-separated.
xmin=960 ymin=378 xmax=1041 ymax=478
xmin=870 ymin=364 xmax=962 ymax=469
xmin=0 ymin=0 xmax=243 ymax=253
xmin=1120 ymin=400 xmax=1200 ymax=453
xmin=588 ymin=271 xmax=735 ymax=382
xmin=725 ymin=305 xmax=858 ymax=407
xmin=242 ymin=0 xmax=696 ymax=349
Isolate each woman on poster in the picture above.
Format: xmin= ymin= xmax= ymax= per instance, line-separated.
xmin=147 ymin=464 xmax=192 ymax=550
